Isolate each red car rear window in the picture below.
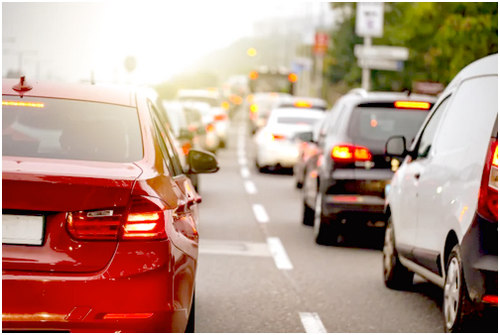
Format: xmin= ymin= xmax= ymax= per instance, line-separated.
xmin=2 ymin=96 xmax=143 ymax=162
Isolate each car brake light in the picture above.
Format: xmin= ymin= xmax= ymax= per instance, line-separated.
xmin=122 ymin=196 xmax=167 ymax=240
xmin=478 ymin=139 xmax=498 ymax=222
xmin=214 ymin=114 xmax=227 ymax=121
xmin=206 ymin=124 xmax=215 ymax=133
xmin=265 ymin=133 xmax=285 ymax=141
xmin=394 ymin=101 xmax=431 ymax=110
xmin=482 ymin=295 xmax=498 ymax=305
xmin=66 ymin=196 xmax=167 ymax=241
xmin=294 ymin=100 xmax=312 ymax=108
xmin=221 ymin=101 xmax=230 ymax=110
xmin=332 ymin=144 xmax=372 ymax=163
xmin=181 ymin=142 xmax=192 ymax=156
xmin=2 ymin=101 xmax=44 ymax=108
xmin=249 ymin=71 xmax=259 ymax=80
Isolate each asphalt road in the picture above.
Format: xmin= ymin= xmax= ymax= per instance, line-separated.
xmin=194 ymin=108 xmax=444 ymax=333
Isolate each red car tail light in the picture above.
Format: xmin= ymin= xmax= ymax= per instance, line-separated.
xmin=181 ymin=142 xmax=192 ymax=156
xmin=67 ymin=209 xmax=124 ymax=241
xmin=482 ymin=295 xmax=498 ymax=305
xmin=214 ymin=114 xmax=228 ymax=121
xmin=331 ymin=144 xmax=372 ymax=163
xmin=66 ymin=196 xmax=168 ymax=241
xmin=478 ymin=138 xmax=498 ymax=222
xmin=264 ymin=133 xmax=286 ymax=141
xmin=122 ymin=196 xmax=167 ymax=240
xmin=206 ymin=124 xmax=215 ymax=133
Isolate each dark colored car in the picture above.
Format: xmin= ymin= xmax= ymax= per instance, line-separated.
xmin=2 ymin=77 xmax=218 ymax=332
xmin=301 ymin=89 xmax=436 ymax=245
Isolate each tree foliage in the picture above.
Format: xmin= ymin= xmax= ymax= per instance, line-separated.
xmin=326 ymin=2 xmax=498 ymax=91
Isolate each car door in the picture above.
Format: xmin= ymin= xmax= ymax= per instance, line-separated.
xmin=393 ymin=97 xmax=451 ymax=259
xmin=415 ymin=76 xmax=499 ymax=275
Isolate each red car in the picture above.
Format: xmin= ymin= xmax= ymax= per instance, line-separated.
xmin=2 ymin=77 xmax=218 ymax=332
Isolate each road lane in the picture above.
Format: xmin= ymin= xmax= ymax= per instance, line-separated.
xmin=195 ymin=108 xmax=444 ymax=333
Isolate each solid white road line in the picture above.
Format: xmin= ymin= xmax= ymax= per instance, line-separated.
xmin=299 ymin=312 xmax=327 ymax=333
xmin=240 ymin=167 xmax=250 ymax=179
xmin=252 ymin=204 xmax=269 ymax=223
xmin=244 ymin=180 xmax=257 ymax=194
xmin=266 ymin=237 xmax=293 ymax=270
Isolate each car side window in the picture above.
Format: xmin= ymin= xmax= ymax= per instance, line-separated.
xmin=149 ymin=102 xmax=184 ymax=176
xmin=416 ymin=96 xmax=450 ymax=159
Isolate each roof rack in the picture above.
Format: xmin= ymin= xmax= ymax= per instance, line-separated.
xmin=347 ymin=88 xmax=368 ymax=97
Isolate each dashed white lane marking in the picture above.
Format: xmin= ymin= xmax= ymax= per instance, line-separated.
xmin=240 ymin=167 xmax=250 ymax=179
xmin=238 ymin=157 xmax=248 ymax=166
xmin=244 ymin=180 xmax=257 ymax=194
xmin=252 ymin=204 xmax=269 ymax=223
xmin=299 ymin=312 xmax=327 ymax=333
xmin=266 ymin=237 xmax=293 ymax=270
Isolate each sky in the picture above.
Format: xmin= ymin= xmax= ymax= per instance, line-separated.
xmin=2 ymin=2 xmax=332 ymax=85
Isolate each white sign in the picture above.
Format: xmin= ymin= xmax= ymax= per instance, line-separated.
xmin=354 ymin=45 xmax=409 ymax=60
xmin=357 ymin=58 xmax=404 ymax=72
xmin=356 ymin=2 xmax=385 ymax=38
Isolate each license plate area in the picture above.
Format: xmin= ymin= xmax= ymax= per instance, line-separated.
xmin=2 ymin=214 xmax=45 ymax=246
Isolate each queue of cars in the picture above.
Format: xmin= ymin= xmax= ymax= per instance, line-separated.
xmin=260 ymin=54 xmax=495 ymax=332
xmin=2 ymin=78 xmax=219 ymax=332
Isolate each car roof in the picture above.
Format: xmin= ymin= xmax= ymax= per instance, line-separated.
xmin=2 ymin=78 xmax=137 ymax=107
xmin=270 ymin=107 xmax=325 ymax=118
xmin=177 ymin=89 xmax=220 ymax=99
xmin=443 ymin=53 xmax=498 ymax=94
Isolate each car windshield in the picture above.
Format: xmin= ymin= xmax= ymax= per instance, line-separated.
xmin=2 ymin=96 xmax=143 ymax=162
xmin=349 ymin=107 xmax=430 ymax=145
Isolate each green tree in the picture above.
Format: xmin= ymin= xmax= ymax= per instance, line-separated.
xmin=326 ymin=2 xmax=498 ymax=91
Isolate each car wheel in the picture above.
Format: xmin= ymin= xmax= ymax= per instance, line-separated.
xmin=302 ymin=200 xmax=314 ymax=226
xmin=443 ymin=245 xmax=475 ymax=333
xmin=383 ymin=216 xmax=414 ymax=290
xmin=313 ymin=193 xmax=335 ymax=245
xmin=185 ymin=292 xmax=195 ymax=333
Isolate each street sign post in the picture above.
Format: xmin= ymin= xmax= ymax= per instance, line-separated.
xmin=354 ymin=45 xmax=409 ymax=61
xmin=357 ymin=59 xmax=404 ymax=72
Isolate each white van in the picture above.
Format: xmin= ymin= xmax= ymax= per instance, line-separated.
xmin=383 ymin=54 xmax=498 ymax=332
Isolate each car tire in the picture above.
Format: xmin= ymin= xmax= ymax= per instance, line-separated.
xmin=296 ymin=180 xmax=303 ymax=189
xmin=383 ymin=216 xmax=414 ymax=290
xmin=443 ymin=245 xmax=476 ymax=333
xmin=313 ymin=193 xmax=335 ymax=245
xmin=185 ymin=292 xmax=195 ymax=333
xmin=302 ymin=200 xmax=314 ymax=226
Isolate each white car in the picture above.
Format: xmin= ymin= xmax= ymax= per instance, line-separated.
xmin=383 ymin=54 xmax=498 ymax=332
xmin=177 ymin=89 xmax=230 ymax=148
xmin=254 ymin=107 xmax=324 ymax=172
xmin=180 ymin=101 xmax=220 ymax=154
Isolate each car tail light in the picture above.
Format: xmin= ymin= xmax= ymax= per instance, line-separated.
xmin=394 ymin=101 xmax=431 ymax=110
xmin=181 ymin=142 xmax=192 ymax=156
xmin=331 ymin=144 xmax=372 ymax=163
xmin=482 ymin=295 xmax=498 ymax=305
xmin=206 ymin=124 xmax=215 ymax=133
xmin=221 ymin=101 xmax=230 ymax=110
xmin=288 ymin=73 xmax=298 ymax=83
xmin=249 ymin=71 xmax=259 ymax=80
xmin=264 ymin=133 xmax=286 ymax=141
xmin=478 ymin=138 xmax=498 ymax=222
xmin=122 ymin=196 xmax=167 ymax=240
xmin=67 ymin=208 xmax=124 ymax=240
xmin=66 ymin=196 xmax=167 ymax=241
xmin=214 ymin=114 xmax=227 ymax=121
